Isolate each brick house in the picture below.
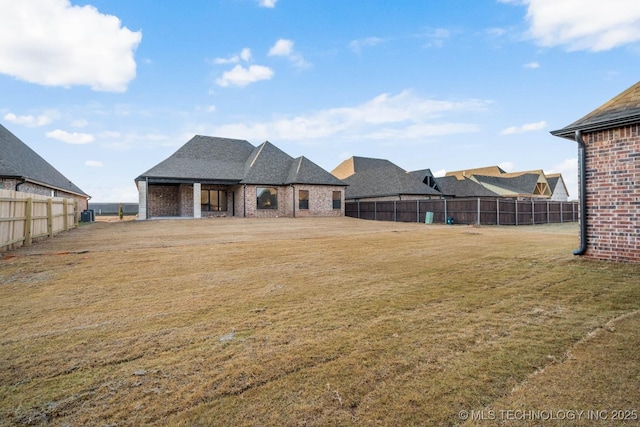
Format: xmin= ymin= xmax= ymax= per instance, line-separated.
xmin=135 ymin=136 xmax=346 ymax=219
xmin=551 ymin=81 xmax=640 ymax=262
xmin=0 ymin=123 xmax=90 ymax=217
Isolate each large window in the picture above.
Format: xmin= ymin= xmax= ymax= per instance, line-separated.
xmin=299 ymin=190 xmax=309 ymax=210
xmin=201 ymin=189 xmax=227 ymax=212
xmin=332 ymin=191 xmax=341 ymax=209
xmin=257 ymin=187 xmax=278 ymax=209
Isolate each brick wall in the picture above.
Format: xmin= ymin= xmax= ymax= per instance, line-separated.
xmin=583 ymin=124 xmax=640 ymax=262
xmin=147 ymin=185 xmax=180 ymax=217
xmin=292 ymin=184 xmax=345 ymax=217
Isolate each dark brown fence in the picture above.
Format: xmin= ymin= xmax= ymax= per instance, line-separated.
xmin=345 ymin=198 xmax=579 ymax=225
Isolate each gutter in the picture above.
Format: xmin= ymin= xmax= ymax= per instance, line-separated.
xmin=15 ymin=177 xmax=27 ymax=191
xmin=574 ymin=130 xmax=587 ymax=255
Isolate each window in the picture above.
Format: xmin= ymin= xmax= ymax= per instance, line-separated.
xmin=299 ymin=190 xmax=309 ymax=210
xmin=332 ymin=191 xmax=341 ymax=209
xmin=201 ymin=189 xmax=227 ymax=211
xmin=257 ymin=187 xmax=278 ymax=209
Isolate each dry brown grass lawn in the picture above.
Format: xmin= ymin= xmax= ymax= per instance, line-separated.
xmin=0 ymin=218 xmax=638 ymax=426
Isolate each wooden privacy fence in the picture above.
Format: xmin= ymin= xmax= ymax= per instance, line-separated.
xmin=0 ymin=189 xmax=78 ymax=252
xmin=345 ymin=198 xmax=579 ymax=226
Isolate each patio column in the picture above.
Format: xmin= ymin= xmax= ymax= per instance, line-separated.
xmin=193 ymin=183 xmax=201 ymax=218
xmin=137 ymin=180 xmax=147 ymax=220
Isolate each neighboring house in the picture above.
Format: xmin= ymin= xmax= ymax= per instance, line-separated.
xmin=546 ymin=173 xmax=569 ymax=202
xmin=551 ymin=80 xmax=640 ymax=263
xmin=0 ymin=123 xmax=90 ymax=216
xmin=434 ymin=175 xmax=500 ymax=198
xmin=331 ymin=156 xmax=444 ymax=201
xmin=135 ymin=136 xmax=346 ymax=219
xmin=442 ymin=167 xmax=556 ymax=199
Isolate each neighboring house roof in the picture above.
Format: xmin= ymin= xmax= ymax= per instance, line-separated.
xmin=546 ymin=173 xmax=569 ymax=196
xmin=440 ymin=166 xmax=553 ymax=198
xmin=551 ymin=80 xmax=640 ymax=139
xmin=472 ymin=172 xmax=550 ymax=197
xmin=0 ymin=123 xmax=89 ymax=197
xmin=445 ymin=166 xmax=506 ymax=180
xmin=434 ymin=176 xmax=499 ymax=198
xmin=331 ymin=156 xmax=442 ymax=199
xmin=136 ymin=136 xmax=344 ymax=187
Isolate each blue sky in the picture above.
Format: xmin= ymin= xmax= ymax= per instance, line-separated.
xmin=2 ymin=0 xmax=640 ymax=202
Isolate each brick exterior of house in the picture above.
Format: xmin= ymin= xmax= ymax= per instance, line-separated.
xmin=582 ymin=125 xmax=640 ymax=262
xmin=141 ymin=182 xmax=345 ymax=219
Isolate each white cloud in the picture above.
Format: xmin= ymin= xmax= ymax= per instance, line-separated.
xmin=500 ymin=120 xmax=546 ymax=135
xmin=216 ymin=64 xmax=274 ymax=87
xmin=212 ymin=90 xmax=491 ymax=142
xmin=268 ymin=39 xmax=310 ymax=68
xmin=46 ymin=129 xmax=95 ymax=144
xmin=524 ymin=61 xmax=540 ymax=69
xmin=349 ymin=37 xmax=384 ymax=53
xmin=215 ymin=48 xmax=252 ymax=64
xmin=269 ymin=39 xmax=293 ymax=57
xmin=0 ymin=0 xmax=142 ymax=92
xmin=420 ymin=28 xmax=452 ymax=48
xmin=433 ymin=169 xmax=447 ymax=177
xmin=522 ymin=0 xmax=640 ymax=51
xmin=3 ymin=112 xmax=53 ymax=127
xmin=498 ymin=161 xmax=516 ymax=172
xmin=85 ymin=160 xmax=104 ymax=168
xmin=258 ymin=0 xmax=277 ymax=8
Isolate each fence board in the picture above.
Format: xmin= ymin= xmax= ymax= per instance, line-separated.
xmin=346 ymin=198 xmax=579 ymax=226
xmin=0 ymin=189 xmax=78 ymax=252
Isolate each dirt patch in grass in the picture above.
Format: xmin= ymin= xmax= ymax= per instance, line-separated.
xmin=0 ymin=218 xmax=638 ymax=426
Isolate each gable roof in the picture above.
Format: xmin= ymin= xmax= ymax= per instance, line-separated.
xmin=136 ymin=136 xmax=344 ymax=187
xmin=445 ymin=165 xmax=506 ymax=180
xmin=434 ymin=176 xmax=499 ymax=198
xmin=472 ymin=173 xmax=549 ymax=197
xmin=0 ymin=123 xmax=89 ymax=197
xmin=551 ymin=80 xmax=640 ymax=139
xmin=331 ymin=156 xmax=442 ymax=199
xmin=546 ymin=173 xmax=568 ymax=196
xmin=286 ymin=156 xmax=345 ymax=186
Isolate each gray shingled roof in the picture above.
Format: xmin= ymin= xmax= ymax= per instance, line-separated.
xmin=136 ymin=136 xmax=344 ymax=187
xmin=551 ymin=80 xmax=640 ymax=139
xmin=136 ymin=136 xmax=255 ymax=183
xmin=334 ymin=156 xmax=442 ymax=199
xmin=434 ymin=176 xmax=499 ymax=198
xmin=286 ymin=156 xmax=346 ymax=186
xmin=0 ymin=123 xmax=89 ymax=197
xmin=472 ymin=173 xmax=541 ymax=195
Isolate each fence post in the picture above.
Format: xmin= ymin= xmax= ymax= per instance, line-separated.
xmin=63 ymin=199 xmax=69 ymax=231
xmin=394 ymin=201 xmax=397 ymax=222
xmin=374 ymin=201 xmax=377 ymax=221
xmin=444 ymin=199 xmax=447 ymax=224
xmin=47 ymin=198 xmax=53 ymax=237
xmin=560 ymin=202 xmax=563 ymax=223
xmin=532 ymin=199 xmax=535 ymax=225
xmin=496 ymin=198 xmax=500 ymax=225
xmin=477 ymin=198 xmax=481 ymax=226
xmin=515 ymin=200 xmax=518 ymax=226
xmin=25 ymin=198 xmax=33 ymax=246
xmin=416 ymin=200 xmax=419 ymax=223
